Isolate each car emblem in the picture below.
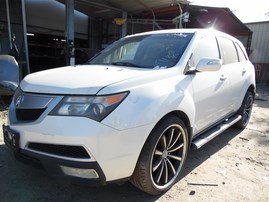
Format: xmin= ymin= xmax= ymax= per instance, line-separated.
xmin=16 ymin=95 xmax=24 ymax=108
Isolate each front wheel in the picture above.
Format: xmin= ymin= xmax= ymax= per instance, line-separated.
xmin=234 ymin=91 xmax=254 ymax=129
xmin=130 ymin=116 xmax=189 ymax=195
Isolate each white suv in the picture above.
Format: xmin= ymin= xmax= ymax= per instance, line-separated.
xmin=3 ymin=29 xmax=255 ymax=195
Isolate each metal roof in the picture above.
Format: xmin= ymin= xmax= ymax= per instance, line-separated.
xmin=56 ymin=0 xmax=252 ymax=50
xmin=56 ymin=1 xmax=251 ymax=35
xmin=185 ymin=5 xmax=252 ymax=35
xmin=57 ymin=0 xmax=190 ymax=18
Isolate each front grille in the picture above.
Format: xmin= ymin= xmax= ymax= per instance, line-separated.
xmin=13 ymin=89 xmax=54 ymax=122
xmin=27 ymin=143 xmax=91 ymax=159
xmin=16 ymin=108 xmax=46 ymax=121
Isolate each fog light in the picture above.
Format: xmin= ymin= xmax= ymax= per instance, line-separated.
xmin=60 ymin=166 xmax=99 ymax=179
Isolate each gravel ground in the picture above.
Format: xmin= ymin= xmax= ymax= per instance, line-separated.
xmin=0 ymin=84 xmax=268 ymax=202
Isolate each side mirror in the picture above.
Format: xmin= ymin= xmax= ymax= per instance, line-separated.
xmin=196 ymin=57 xmax=222 ymax=72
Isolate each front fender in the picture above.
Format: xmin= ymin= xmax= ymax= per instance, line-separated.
xmin=101 ymin=73 xmax=195 ymax=133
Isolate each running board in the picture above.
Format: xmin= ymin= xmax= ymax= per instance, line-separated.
xmin=192 ymin=115 xmax=242 ymax=150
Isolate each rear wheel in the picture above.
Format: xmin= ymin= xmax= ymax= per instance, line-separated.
xmin=234 ymin=91 xmax=254 ymax=129
xmin=130 ymin=116 xmax=189 ymax=195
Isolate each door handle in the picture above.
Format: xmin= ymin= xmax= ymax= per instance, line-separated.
xmin=242 ymin=68 xmax=247 ymax=74
xmin=220 ymin=74 xmax=227 ymax=80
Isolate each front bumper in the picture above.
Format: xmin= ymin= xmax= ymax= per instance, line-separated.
xmin=3 ymin=113 xmax=154 ymax=183
xmin=3 ymin=124 xmax=106 ymax=185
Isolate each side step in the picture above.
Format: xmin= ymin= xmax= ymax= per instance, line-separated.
xmin=192 ymin=115 xmax=242 ymax=150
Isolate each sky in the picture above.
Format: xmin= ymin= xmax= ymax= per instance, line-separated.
xmin=191 ymin=0 xmax=269 ymax=23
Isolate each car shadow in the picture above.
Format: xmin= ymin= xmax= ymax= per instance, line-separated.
xmin=181 ymin=128 xmax=242 ymax=180
xmin=0 ymin=127 xmax=243 ymax=202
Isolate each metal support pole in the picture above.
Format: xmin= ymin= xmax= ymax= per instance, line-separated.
xmin=247 ymin=32 xmax=252 ymax=56
xmin=151 ymin=9 xmax=156 ymax=30
xmin=65 ymin=0 xmax=75 ymax=66
xmin=177 ymin=3 xmax=183 ymax=28
xmin=6 ymin=0 xmax=12 ymax=50
xmin=135 ymin=0 xmax=156 ymax=31
xmin=131 ymin=15 xmax=134 ymax=34
xmin=21 ymin=0 xmax=30 ymax=74
xmin=121 ymin=12 xmax=127 ymax=38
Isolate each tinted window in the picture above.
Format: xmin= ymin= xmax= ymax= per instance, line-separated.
xmin=235 ymin=42 xmax=247 ymax=62
xmin=89 ymin=33 xmax=194 ymax=69
xmin=218 ymin=37 xmax=238 ymax=64
xmin=190 ymin=34 xmax=220 ymax=67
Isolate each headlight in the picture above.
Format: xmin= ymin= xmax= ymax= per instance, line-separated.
xmin=50 ymin=92 xmax=129 ymax=122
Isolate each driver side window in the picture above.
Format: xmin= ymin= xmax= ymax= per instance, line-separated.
xmin=189 ymin=34 xmax=220 ymax=67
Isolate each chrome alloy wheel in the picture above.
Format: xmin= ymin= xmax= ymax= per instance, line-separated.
xmin=150 ymin=124 xmax=187 ymax=189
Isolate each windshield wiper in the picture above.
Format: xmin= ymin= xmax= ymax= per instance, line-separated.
xmin=111 ymin=61 xmax=141 ymax=68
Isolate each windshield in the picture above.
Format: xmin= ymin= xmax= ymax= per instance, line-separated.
xmin=89 ymin=33 xmax=194 ymax=69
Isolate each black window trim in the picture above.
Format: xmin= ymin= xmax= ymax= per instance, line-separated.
xmin=234 ymin=42 xmax=248 ymax=62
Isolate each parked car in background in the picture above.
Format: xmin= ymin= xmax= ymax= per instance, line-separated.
xmin=3 ymin=29 xmax=255 ymax=195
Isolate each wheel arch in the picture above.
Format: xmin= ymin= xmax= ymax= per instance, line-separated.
xmin=142 ymin=110 xmax=193 ymax=153
xmin=168 ymin=110 xmax=193 ymax=145
xmin=239 ymin=84 xmax=256 ymax=108
xmin=247 ymin=84 xmax=256 ymax=97
xmin=237 ymin=83 xmax=256 ymax=109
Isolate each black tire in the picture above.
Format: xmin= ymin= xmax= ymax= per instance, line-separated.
xmin=234 ymin=91 xmax=254 ymax=129
xmin=130 ymin=115 xmax=189 ymax=195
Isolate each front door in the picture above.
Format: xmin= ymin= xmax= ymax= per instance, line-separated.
xmin=188 ymin=33 xmax=231 ymax=135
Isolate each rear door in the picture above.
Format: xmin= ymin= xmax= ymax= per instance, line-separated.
xmin=217 ymin=37 xmax=249 ymax=111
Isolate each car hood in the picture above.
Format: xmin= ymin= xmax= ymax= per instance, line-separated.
xmin=20 ymin=65 xmax=151 ymax=94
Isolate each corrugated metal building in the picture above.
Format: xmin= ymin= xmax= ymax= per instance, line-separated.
xmin=246 ymin=21 xmax=269 ymax=83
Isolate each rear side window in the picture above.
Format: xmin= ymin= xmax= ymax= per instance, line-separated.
xmin=218 ymin=37 xmax=238 ymax=65
xmin=190 ymin=34 xmax=220 ymax=67
xmin=235 ymin=42 xmax=247 ymax=62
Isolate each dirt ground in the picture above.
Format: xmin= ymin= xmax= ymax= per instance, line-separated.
xmin=0 ymin=85 xmax=268 ymax=202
